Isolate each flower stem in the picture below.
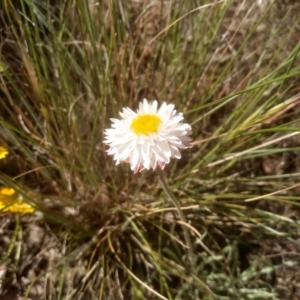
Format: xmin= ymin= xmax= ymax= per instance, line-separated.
xmin=156 ymin=169 xmax=217 ymax=298
xmin=156 ymin=168 xmax=195 ymax=274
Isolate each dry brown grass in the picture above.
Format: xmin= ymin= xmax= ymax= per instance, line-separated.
xmin=1 ymin=1 xmax=300 ymax=299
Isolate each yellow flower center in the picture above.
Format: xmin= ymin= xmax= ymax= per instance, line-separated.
xmin=0 ymin=187 xmax=35 ymax=214
xmin=0 ymin=188 xmax=15 ymax=196
xmin=0 ymin=147 xmax=8 ymax=159
xmin=130 ymin=114 xmax=162 ymax=136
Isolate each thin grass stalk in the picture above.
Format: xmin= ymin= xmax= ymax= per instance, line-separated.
xmin=156 ymin=168 xmax=195 ymax=269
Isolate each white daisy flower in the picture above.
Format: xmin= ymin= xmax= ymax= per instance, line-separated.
xmin=104 ymin=99 xmax=192 ymax=173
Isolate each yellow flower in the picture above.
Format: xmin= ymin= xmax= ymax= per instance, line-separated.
xmin=0 ymin=148 xmax=35 ymax=213
xmin=0 ymin=187 xmax=35 ymax=214
xmin=0 ymin=147 xmax=8 ymax=159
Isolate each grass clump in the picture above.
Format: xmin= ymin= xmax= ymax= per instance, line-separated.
xmin=0 ymin=0 xmax=300 ymax=299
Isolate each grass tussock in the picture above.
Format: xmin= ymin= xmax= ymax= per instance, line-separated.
xmin=1 ymin=0 xmax=300 ymax=299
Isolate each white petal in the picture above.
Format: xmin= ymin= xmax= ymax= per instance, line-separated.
xmin=104 ymin=99 xmax=192 ymax=172
xmin=150 ymin=100 xmax=158 ymax=114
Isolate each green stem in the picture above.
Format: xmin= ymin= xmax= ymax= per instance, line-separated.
xmin=156 ymin=167 xmax=195 ymax=274
xmin=156 ymin=168 xmax=217 ymax=299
